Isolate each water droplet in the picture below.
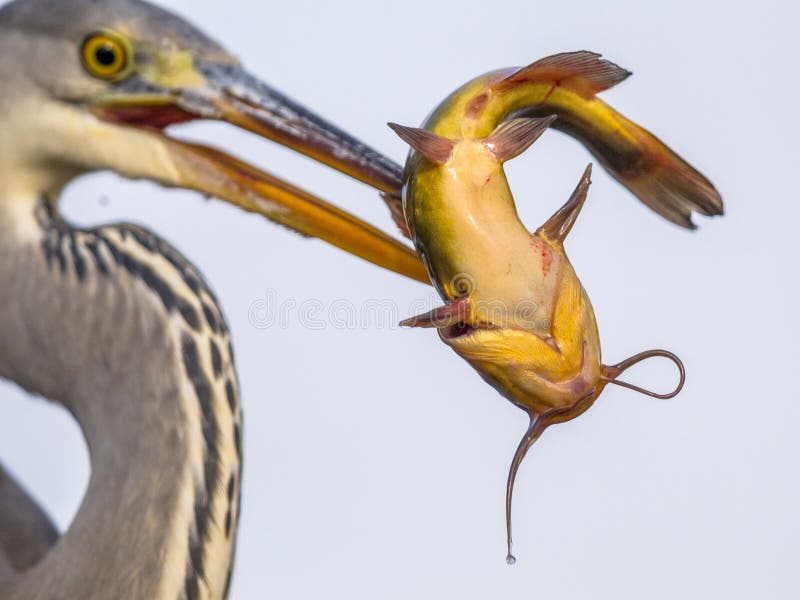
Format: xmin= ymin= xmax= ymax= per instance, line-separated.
xmin=506 ymin=554 xmax=517 ymax=565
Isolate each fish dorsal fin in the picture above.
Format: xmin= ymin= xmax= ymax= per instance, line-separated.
xmin=500 ymin=51 xmax=631 ymax=98
xmin=483 ymin=116 xmax=557 ymax=163
xmin=388 ymin=123 xmax=455 ymax=165
xmin=537 ymin=164 xmax=593 ymax=244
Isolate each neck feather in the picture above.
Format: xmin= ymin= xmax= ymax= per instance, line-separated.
xmin=0 ymin=195 xmax=242 ymax=599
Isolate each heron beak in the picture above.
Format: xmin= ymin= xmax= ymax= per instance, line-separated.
xmin=187 ymin=60 xmax=403 ymax=194
xmin=88 ymin=62 xmax=428 ymax=284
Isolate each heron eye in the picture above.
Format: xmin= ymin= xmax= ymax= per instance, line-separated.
xmin=81 ymin=31 xmax=132 ymax=80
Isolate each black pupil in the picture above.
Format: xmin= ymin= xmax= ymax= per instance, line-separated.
xmin=95 ymin=44 xmax=117 ymax=67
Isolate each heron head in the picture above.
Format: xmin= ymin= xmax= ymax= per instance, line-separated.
xmin=0 ymin=0 xmax=423 ymax=279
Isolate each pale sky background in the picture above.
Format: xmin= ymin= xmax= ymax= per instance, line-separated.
xmin=1 ymin=0 xmax=798 ymax=598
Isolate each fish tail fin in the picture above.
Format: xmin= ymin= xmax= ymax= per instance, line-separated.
xmin=606 ymin=122 xmax=724 ymax=229
xmin=494 ymin=51 xmax=723 ymax=228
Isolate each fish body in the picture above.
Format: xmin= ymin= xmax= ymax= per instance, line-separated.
xmin=403 ymin=129 xmax=603 ymax=417
xmin=391 ymin=51 xmax=708 ymax=561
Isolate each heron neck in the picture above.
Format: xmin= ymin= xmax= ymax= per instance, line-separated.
xmin=35 ymin=376 xmax=200 ymax=600
xmin=0 ymin=196 xmax=239 ymax=599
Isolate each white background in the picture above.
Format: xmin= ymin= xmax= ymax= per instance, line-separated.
xmin=1 ymin=0 xmax=798 ymax=598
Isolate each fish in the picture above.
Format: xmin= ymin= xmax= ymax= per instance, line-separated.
xmin=388 ymin=51 xmax=717 ymax=563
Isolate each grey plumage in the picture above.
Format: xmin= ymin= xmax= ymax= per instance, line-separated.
xmin=0 ymin=198 xmax=242 ymax=600
xmin=0 ymin=1 xmax=245 ymax=598
xmin=0 ymin=0 xmax=413 ymax=595
xmin=0 ymin=0 xmax=231 ymax=108
xmin=0 ymin=464 xmax=58 ymax=577
xmin=0 ymin=0 xmax=229 ymax=57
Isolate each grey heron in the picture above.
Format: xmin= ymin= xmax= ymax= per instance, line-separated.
xmin=0 ymin=0 xmax=427 ymax=597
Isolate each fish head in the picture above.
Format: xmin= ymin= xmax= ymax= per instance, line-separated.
xmin=438 ymin=267 xmax=605 ymax=417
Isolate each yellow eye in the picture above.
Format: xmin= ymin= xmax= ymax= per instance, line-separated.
xmin=81 ymin=30 xmax=132 ymax=81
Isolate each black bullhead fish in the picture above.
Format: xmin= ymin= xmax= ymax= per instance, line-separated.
xmin=389 ymin=51 xmax=719 ymax=562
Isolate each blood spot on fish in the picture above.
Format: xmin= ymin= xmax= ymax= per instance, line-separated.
xmin=541 ymin=248 xmax=553 ymax=276
xmin=468 ymin=93 xmax=490 ymax=118
xmin=531 ymin=238 xmax=553 ymax=276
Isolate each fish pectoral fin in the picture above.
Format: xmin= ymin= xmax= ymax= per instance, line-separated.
xmin=388 ymin=123 xmax=455 ymax=165
xmin=400 ymin=296 xmax=469 ymax=328
xmin=483 ymin=116 xmax=557 ymax=163
xmin=537 ymin=163 xmax=593 ymax=244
